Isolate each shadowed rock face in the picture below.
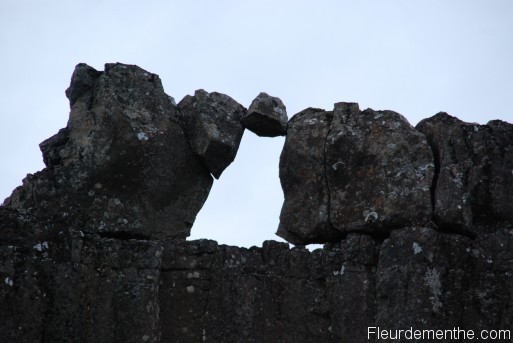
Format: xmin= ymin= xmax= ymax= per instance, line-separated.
xmin=278 ymin=108 xmax=334 ymax=244
xmin=277 ymin=103 xmax=434 ymax=244
xmin=1 ymin=63 xmax=513 ymax=342
xmin=417 ymin=113 xmax=513 ymax=235
xmin=178 ymin=89 xmax=246 ymax=179
xmin=6 ymin=63 xmax=213 ymax=241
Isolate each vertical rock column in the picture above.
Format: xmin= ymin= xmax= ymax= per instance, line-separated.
xmin=417 ymin=113 xmax=513 ymax=234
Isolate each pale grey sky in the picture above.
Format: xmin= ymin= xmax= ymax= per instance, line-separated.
xmin=1 ymin=1 xmax=512 ymax=247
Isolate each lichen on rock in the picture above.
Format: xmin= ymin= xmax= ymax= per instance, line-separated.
xmin=1 ymin=63 xmax=512 ymax=342
xmin=277 ymin=102 xmax=434 ymax=244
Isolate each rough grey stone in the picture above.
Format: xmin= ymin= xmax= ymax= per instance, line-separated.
xmin=417 ymin=112 xmax=513 ymax=234
xmin=327 ymin=103 xmax=434 ymax=235
xmin=1 ymin=63 xmax=513 ymax=343
xmin=178 ymin=89 xmax=246 ymax=178
xmin=277 ymin=108 xmax=336 ymax=244
xmin=242 ymin=92 xmax=288 ymax=137
xmin=375 ymin=227 xmax=471 ymax=332
xmin=278 ymin=102 xmax=434 ymax=244
xmin=0 ymin=206 xmax=163 ymax=343
xmin=5 ymin=63 xmax=213 ymax=240
xmin=65 ymin=63 xmax=102 ymax=106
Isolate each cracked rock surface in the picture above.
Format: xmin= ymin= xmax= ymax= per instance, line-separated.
xmin=278 ymin=102 xmax=434 ymax=244
xmin=6 ymin=63 xmax=213 ymax=241
xmin=417 ymin=112 xmax=513 ymax=235
xmin=178 ymin=89 xmax=246 ymax=179
xmin=1 ymin=63 xmax=513 ymax=342
xmin=278 ymin=108 xmax=334 ymax=244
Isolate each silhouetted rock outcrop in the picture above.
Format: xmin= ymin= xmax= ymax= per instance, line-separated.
xmin=1 ymin=63 xmax=512 ymax=342
xmin=6 ymin=63 xmax=213 ymax=241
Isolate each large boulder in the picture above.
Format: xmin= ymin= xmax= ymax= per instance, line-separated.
xmin=242 ymin=92 xmax=288 ymax=137
xmin=417 ymin=112 xmax=513 ymax=234
xmin=5 ymin=63 xmax=213 ymax=240
xmin=278 ymin=102 xmax=434 ymax=245
xmin=178 ymin=89 xmax=246 ymax=178
xmin=277 ymin=108 xmax=335 ymax=244
xmin=326 ymin=103 xmax=434 ymax=234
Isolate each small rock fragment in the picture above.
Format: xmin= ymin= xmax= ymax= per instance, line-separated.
xmin=242 ymin=92 xmax=288 ymax=137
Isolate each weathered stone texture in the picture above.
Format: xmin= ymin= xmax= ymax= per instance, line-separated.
xmin=6 ymin=63 xmax=213 ymax=241
xmin=417 ymin=112 xmax=513 ymax=234
xmin=242 ymin=92 xmax=288 ymax=137
xmin=277 ymin=108 xmax=335 ymax=244
xmin=178 ymin=89 xmax=246 ymax=178
xmin=278 ymin=102 xmax=434 ymax=244
xmin=0 ymin=206 xmax=163 ymax=343
xmin=327 ymin=104 xmax=434 ymax=234
xmin=1 ymin=63 xmax=513 ymax=342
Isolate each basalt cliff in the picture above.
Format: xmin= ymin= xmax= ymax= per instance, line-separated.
xmin=1 ymin=63 xmax=512 ymax=342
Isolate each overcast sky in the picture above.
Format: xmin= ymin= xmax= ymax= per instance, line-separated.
xmin=1 ymin=1 xmax=512 ymax=248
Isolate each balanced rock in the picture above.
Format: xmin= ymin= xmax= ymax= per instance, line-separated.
xmin=5 ymin=63 xmax=213 ymax=240
xmin=178 ymin=89 xmax=246 ymax=178
xmin=2 ymin=62 xmax=513 ymax=342
xmin=242 ymin=92 xmax=288 ymax=137
xmin=277 ymin=102 xmax=434 ymax=244
xmin=417 ymin=112 xmax=513 ymax=233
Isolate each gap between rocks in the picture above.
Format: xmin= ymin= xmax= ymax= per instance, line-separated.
xmin=187 ymin=133 xmax=287 ymax=248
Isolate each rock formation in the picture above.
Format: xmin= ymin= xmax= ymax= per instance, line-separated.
xmin=242 ymin=92 xmax=288 ymax=137
xmin=6 ymin=63 xmax=213 ymax=241
xmin=178 ymin=89 xmax=246 ymax=179
xmin=1 ymin=63 xmax=512 ymax=342
xmin=417 ymin=113 xmax=513 ymax=235
xmin=277 ymin=103 xmax=434 ymax=244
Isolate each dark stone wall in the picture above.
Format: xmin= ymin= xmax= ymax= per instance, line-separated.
xmin=1 ymin=63 xmax=512 ymax=342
